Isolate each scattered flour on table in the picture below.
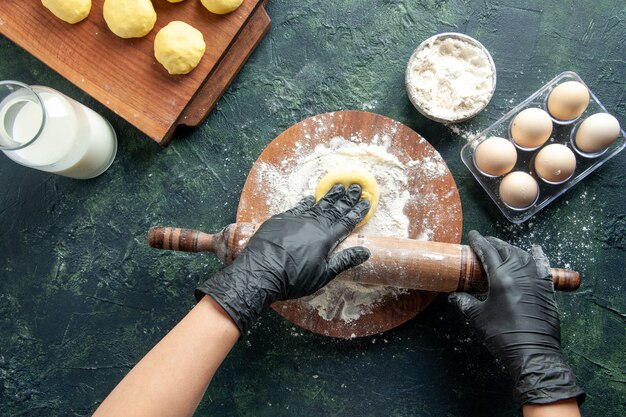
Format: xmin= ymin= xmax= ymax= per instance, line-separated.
xmin=255 ymin=136 xmax=445 ymax=322
xmin=495 ymin=190 xmax=604 ymax=270
xmin=447 ymin=124 xmax=479 ymax=143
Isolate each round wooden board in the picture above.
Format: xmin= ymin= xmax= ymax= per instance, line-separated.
xmin=237 ymin=111 xmax=462 ymax=338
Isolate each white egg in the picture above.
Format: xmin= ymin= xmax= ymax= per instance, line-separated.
xmin=575 ymin=113 xmax=621 ymax=154
xmin=547 ymin=81 xmax=589 ymax=121
xmin=499 ymin=171 xmax=539 ymax=209
xmin=511 ymin=108 xmax=553 ymax=149
xmin=534 ymin=144 xmax=576 ymax=184
xmin=474 ymin=136 xmax=517 ymax=176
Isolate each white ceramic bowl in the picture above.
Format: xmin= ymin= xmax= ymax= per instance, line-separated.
xmin=405 ymin=32 xmax=497 ymax=124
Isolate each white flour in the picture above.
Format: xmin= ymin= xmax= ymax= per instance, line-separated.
xmin=256 ymin=136 xmax=414 ymax=322
xmin=408 ymin=36 xmax=495 ymax=121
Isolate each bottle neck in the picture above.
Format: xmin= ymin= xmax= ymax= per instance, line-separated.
xmin=0 ymin=81 xmax=46 ymax=151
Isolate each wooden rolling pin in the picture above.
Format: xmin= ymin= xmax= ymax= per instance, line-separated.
xmin=147 ymin=223 xmax=581 ymax=293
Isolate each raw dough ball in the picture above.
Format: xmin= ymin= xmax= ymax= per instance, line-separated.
xmin=103 ymin=0 xmax=157 ymax=39
xmin=314 ymin=167 xmax=380 ymax=227
xmin=201 ymin=0 xmax=244 ymax=14
xmin=42 ymin=0 xmax=91 ymax=24
xmin=154 ymin=21 xmax=206 ymax=75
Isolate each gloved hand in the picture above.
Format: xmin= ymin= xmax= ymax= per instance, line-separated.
xmin=448 ymin=230 xmax=585 ymax=408
xmin=196 ymin=184 xmax=371 ymax=336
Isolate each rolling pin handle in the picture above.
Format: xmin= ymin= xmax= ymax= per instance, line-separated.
xmin=551 ymin=268 xmax=581 ymax=292
xmin=147 ymin=227 xmax=214 ymax=253
xmin=461 ymin=245 xmax=580 ymax=292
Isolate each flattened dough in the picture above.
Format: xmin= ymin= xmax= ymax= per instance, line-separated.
xmin=314 ymin=167 xmax=380 ymax=227
xmin=42 ymin=0 xmax=91 ymax=24
xmin=103 ymin=0 xmax=157 ymax=39
xmin=154 ymin=21 xmax=206 ymax=75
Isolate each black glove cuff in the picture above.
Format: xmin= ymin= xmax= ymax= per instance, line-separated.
xmin=195 ymin=268 xmax=274 ymax=339
xmin=513 ymin=353 xmax=585 ymax=409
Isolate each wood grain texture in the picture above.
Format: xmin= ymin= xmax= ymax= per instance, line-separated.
xmin=236 ymin=111 xmax=463 ymax=338
xmin=0 ymin=0 xmax=270 ymax=144
xmin=180 ymin=5 xmax=271 ymax=130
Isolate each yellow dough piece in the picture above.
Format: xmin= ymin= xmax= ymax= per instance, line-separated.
xmin=103 ymin=0 xmax=157 ymax=39
xmin=314 ymin=167 xmax=380 ymax=227
xmin=41 ymin=0 xmax=91 ymax=24
xmin=165 ymin=0 xmax=185 ymax=2
xmin=154 ymin=21 xmax=206 ymax=75
xmin=200 ymin=0 xmax=244 ymax=14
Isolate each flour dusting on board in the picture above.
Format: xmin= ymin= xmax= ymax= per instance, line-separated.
xmin=255 ymin=134 xmax=448 ymax=322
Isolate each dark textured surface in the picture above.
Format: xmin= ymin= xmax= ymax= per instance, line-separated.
xmin=1 ymin=1 xmax=625 ymax=416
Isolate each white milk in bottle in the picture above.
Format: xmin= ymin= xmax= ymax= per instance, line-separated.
xmin=0 ymin=82 xmax=117 ymax=179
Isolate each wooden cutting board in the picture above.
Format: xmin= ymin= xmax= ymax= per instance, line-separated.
xmin=0 ymin=0 xmax=270 ymax=145
xmin=237 ymin=111 xmax=463 ymax=338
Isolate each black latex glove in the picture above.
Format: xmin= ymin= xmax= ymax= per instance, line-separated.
xmin=448 ymin=230 xmax=585 ymax=408
xmin=196 ymin=184 xmax=371 ymax=336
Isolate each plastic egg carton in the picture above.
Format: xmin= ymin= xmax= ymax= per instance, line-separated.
xmin=461 ymin=71 xmax=626 ymax=224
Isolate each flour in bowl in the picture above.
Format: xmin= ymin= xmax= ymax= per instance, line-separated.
xmin=407 ymin=34 xmax=496 ymax=122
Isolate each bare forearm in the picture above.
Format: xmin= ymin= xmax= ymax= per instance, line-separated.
xmin=93 ymin=296 xmax=240 ymax=417
xmin=523 ymin=399 xmax=581 ymax=417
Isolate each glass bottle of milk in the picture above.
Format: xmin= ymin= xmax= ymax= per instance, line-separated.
xmin=0 ymin=81 xmax=117 ymax=179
